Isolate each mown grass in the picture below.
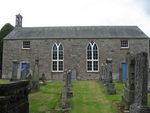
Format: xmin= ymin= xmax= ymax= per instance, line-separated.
xmin=29 ymin=81 xmax=62 ymax=113
xmin=0 ymin=79 xmax=10 ymax=82
xmin=69 ymin=81 xmax=124 ymax=113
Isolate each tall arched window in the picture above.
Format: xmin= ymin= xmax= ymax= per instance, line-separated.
xmin=87 ymin=42 xmax=99 ymax=72
xmin=52 ymin=43 xmax=64 ymax=72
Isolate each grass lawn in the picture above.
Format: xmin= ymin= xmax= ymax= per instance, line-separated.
xmin=69 ymin=81 xmax=124 ymax=113
xmin=29 ymin=81 xmax=62 ymax=113
xmin=0 ymin=79 xmax=10 ymax=82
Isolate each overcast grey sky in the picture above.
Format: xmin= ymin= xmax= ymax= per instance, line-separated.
xmin=0 ymin=0 xmax=150 ymax=36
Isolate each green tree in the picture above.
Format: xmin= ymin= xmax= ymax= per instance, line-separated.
xmin=0 ymin=23 xmax=14 ymax=72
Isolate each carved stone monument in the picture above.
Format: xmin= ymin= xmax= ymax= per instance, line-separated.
xmin=104 ymin=58 xmax=116 ymax=95
xmin=130 ymin=52 xmax=150 ymax=113
xmin=32 ymin=59 xmax=40 ymax=91
xmin=121 ymin=52 xmax=135 ymax=111
xmin=61 ymin=70 xmax=68 ymax=109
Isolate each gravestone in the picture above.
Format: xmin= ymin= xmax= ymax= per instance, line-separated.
xmin=148 ymin=68 xmax=150 ymax=92
xmin=100 ymin=63 xmax=104 ymax=83
xmin=11 ymin=60 xmax=19 ymax=81
xmin=0 ymin=80 xmax=30 ymax=113
xmin=40 ymin=73 xmax=46 ymax=85
xmin=32 ymin=59 xmax=40 ymax=91
xmin=61 ymin=70 xmax=68 ymax=109
xmin=121 ymin=52 xmax=135 ymax=111
xmin=130 ymin=52 xmax=150 ymax=113
xmin=71 ymin=69 xmax=77 ymax=80
xmin=104 ymin=58 xmax=116 ymax=95
xmin=118 ymin=66 xmax=122 ymax=82
xmin=67 ymin=70 xmax=72 ymax=87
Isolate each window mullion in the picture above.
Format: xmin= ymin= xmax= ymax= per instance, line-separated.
xmin=92 ymin=45 xmax=93 ymax=72
xmin=57 ymin=46 xmax=59 ymax=71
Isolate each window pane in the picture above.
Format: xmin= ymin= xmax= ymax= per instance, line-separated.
xmin=121 ymin=40 xmax=128 ymax=47
xmin=87 ymin=51 xmax=92 ymax=59
xmin=53 ymin=44 xmax=57 ymax=51
xmin=93 ymin=44 xmax=97 ymax=50
xmin=87 ymin=61 xmax=92 ymax=71
xmin=93 ymin=61 xmax=98 ymax=71
xmin=87 ymin=44 xmax=92 ymax=59
xmin=53 ymin=61 xmax=57 ymax=71
xmin=59 ymin=44 xmax=63 ymax=51
xmin=87 ymin=44 xmax=92 ymax=50
xmin=59 ymin=50 xmax=63 ymax=60
xmin=53 ymin=51 xmax=57 ymax=59
xmin=59 ymin=61 xmax=63 ymax=71
xmin=23 ymin=41 xmax=30 ymax=49
xmin=93 ymin=50 xmax=98 ymax=59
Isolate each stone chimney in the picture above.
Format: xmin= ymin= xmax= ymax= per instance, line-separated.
xmin=15 ymin=14 xmax=23 ymax=27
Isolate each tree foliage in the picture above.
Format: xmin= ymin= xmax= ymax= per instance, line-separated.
xmin=0 ymin=23 xmax=14 ymax=70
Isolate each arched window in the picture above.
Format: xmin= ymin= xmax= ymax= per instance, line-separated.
xmin=87 ymin=42 xmax=99 ymax=72
xmin=52 ymin=43 xmax=64 ymax=72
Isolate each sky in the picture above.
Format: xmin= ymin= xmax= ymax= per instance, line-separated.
xmin=0 ymin=0 xmax=150 ymax=36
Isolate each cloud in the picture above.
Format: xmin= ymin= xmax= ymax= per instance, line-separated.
xmin=134 ymin=0 xmax=150 ymax=15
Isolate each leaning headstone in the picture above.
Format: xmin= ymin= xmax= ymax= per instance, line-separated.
xmin=71 ymin=69 xmax=77 ymax=80
xmin=11 ymin=60 xmax=19 ymax=81
xmin=121 ymin=52 xmax=135 ymax=111
xmin=130 ymin=52 xmax=150 ymax=113
xmin=32 ymin=59 xmax=40 ymax=91
xmin=104 ymin=58 xmax=116 ymax=95
xmin=0 ymin=80 xmax=30 ymax=113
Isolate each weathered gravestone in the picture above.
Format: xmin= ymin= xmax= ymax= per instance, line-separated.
xmin=32 ymin=59 xmax=40 ymax=91
xmin=61 ymin=70 xmax=68 ymax=109
xmin=148 ymin=68 xmax=150 ymax=92
xmin=118 ymin=66 xmax=122 ymax=82
xmin=129 ymin=52 xmax=150 ymax=113
xmin=71 ymin=69 xmax=77 ymax=80
xmin=100 ymin=63 xmax=104 ymax=83
xmin=11 ymin=60 xmax=19 ymax=81
xmin=121 ymin=52 xmax=135 ymax=111
xmin=0 ymin=80 xmax=30 ymax=113
xmin=104 ymin=58 xmax=116 ymax=95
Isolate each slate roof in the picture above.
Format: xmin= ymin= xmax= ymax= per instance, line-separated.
xmin=4 ymin=26 xmax=148 ymax=40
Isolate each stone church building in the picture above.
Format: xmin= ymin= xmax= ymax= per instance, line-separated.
xmin=2 ymin=14 xmax=149 ymax=80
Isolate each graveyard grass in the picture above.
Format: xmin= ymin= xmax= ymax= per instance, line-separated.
xmin=28 ymin=81 xmax=150 ymax=113
xmin=69 ymin=81 xmax=123 ymax=113
xmin=29 ymin=81 xmax=62 ymax=113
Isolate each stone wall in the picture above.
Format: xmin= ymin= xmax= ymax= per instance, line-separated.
xmin=2 ymin=38 xmax=149 ymax=80
xmin=0 ymin=80 xmax=29 ymax=113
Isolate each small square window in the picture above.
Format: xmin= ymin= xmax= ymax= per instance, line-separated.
xmin=120 ymin=40 xmax=129 ymax=48
xmin=22 ymin=41 xmax=30 ymax=49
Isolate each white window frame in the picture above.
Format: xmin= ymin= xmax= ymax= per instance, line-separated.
xmin=120 ymin=40 xmax=129 ymax=48
xmin=22 ymin=41 xmax=30 ymax=49
xmin=52 ymin=43 xmax=64 ymax=72
xmin=86 ymin=42 xmax=99 ymax=72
